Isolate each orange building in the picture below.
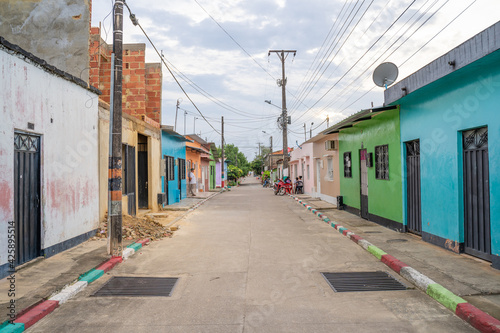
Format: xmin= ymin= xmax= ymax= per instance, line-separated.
xmin=185 ymin=135 xmax=210 ymax=194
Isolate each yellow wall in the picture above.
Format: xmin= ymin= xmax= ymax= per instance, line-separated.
xmin=98 ymin=101 xmax=161 ymax=221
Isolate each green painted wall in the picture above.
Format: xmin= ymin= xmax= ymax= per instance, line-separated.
xmin=339 ymin=108 xmax=403 ymax=223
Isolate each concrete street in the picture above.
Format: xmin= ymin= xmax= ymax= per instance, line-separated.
xmin=30 ymin=177 xmax=476 ymax=332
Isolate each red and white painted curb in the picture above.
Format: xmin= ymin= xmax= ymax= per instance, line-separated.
xmin=289 ymin=194 xmax=500 ymax=333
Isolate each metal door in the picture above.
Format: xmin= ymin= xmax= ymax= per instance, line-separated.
xmin=463 ymin=127 xmax=491 ymax=261
xmin=178 ymin=158 xmax=185 ymax=199
xmin=406 ymin=140 xmax=422 ymax=235
xmin=164 ymin=155 xmax=170 ymax=206
xmin=360 ymin=149 xmax=369 ymax=219
xmin=14 ymin=132 xmax=41 ymax=266
xmin=137 ymin=143 xmax=148 ymax=209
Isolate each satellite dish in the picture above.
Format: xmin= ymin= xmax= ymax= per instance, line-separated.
xmin=373 ymin=62 xmax=398 ymax=88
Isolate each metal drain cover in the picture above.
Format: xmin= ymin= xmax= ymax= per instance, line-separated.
xmin=321 ymin=271 xmax=406 ymax=292
xmin=92 ymin=277 xmax=178 ymax=297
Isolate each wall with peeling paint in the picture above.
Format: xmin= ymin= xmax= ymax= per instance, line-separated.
xmin=0 ymin=43 xmax=99 ymax=273
xmin=0 ymin=0 xmax=91 ymax=83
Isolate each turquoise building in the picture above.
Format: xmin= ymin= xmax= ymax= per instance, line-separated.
xmin=386 ymin=22 xmax=500 ymax=269
xmin=161 ymin=126 xmax=190 ymax=205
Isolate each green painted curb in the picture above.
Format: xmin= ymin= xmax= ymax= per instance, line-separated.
xmin=367 ymin=245 xmax=387 ymax=260
xmin=0 ymin=323 xmax=24 ymax=333
xmin=338 ymin=227 xmax=347 ymax=234
xmin=323 ymin=218 xmax=330 ymax=222
xmin=330 ymin=222 xmax=336 ymax=228
xmin=79 ymin=269 xmax=104 ymax=283
xmin=311 ymin=209 xmax=317 ymax=213
xmin=426 ymin=284 xmax=467 ymax=312
xmin=127 ymin=242 xmax=142 ymax=252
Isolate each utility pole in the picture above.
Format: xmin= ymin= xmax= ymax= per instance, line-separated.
xmin=109 ymin=0 xmax=124 ymax=257
xmin=269 ymin=50 xmax=296 ymax=174
xmin=303 ymin=123 xmax=306 ymax=142
xmin=326 ymin=115 xmax=330 ymax=128
xmin=174 ymin=99 xmax=181 ymax=132
xmin=193 ymin=117 xmax=198 ymax=133
xmin=269 ymin=136 xmax=273 ymax=173
xmin=221 ymin=116 xmax=225 ymax=187
xmin=310 ymin=122 xmax=314 ymax=139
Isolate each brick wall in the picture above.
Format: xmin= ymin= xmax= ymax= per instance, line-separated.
xmin=89 ymin=28 xmax=162 ymax=125
xmin=145 ymin=63 xmax=162 ymax=124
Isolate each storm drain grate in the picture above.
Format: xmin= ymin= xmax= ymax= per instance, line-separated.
xmin=321 ymin=271 xmax=406 ymax=293
xmin=91 ymin=277 xmax=178 ymax=297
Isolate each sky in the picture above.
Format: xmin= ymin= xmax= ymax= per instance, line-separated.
xmin=91 ymin=0 xmax=500 ymax=160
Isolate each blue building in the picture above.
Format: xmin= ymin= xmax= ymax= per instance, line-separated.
xmin=385 ymin=22 xmax=500 ymax=269
xmin=161 ymin=126 xmax=190 ymax=205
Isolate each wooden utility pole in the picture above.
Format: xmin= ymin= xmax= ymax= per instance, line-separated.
xmin=269 ymin=50 xmax=296 ymax=174
xmin=221 ymin=116 xmax=225 ymax=187
xmin=109 ymin=0 xmax=124 ymax=257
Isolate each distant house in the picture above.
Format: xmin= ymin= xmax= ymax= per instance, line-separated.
xmin=0 ymin=38 xmax=100 ymax=278
xmin=326 ymin=106 xmax=404 ymax=231
xmin=208 ymin=143 xmax=218 ymax=190
xmin=289 ymin=143 xmax=314 ymax=194
xmin=385 ymin=21 xmax=500 ymax=268
xmin=160 ymin=126 xmax=189 ymax=205
xmin=306 ymin=132 xmax=340 ymax=205
xmin=185 ymin=135 xmax=210 ymax=195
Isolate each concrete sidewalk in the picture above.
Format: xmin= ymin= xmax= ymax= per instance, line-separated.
xmin=293 ymin=193 xmax=500 ymax=321
xmin=161 ymin=191 xmax=218 ymax=211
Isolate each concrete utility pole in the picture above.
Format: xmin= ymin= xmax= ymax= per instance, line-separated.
xmin=221 ymin=116 xmax=225 ymax=187
xmin=269 ymin=136 xmax=273 ymax=173
xmin=303 ymin=123 xmax=306 ymax=142
xmin=326 ymin=115 xmax=330 ymax=128
xmin=269 ymin=50 xmax=296 ymax=173
xmin=310 ymin=122 xmax=314 ymax=139
xmin=184 ymin=111 xmax=187 ymax=135
xmin=109 ymin=0 xmax=124 ymax=257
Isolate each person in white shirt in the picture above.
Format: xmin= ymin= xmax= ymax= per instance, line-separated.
xmin=188 ymin=168 xmax=197 ymax=196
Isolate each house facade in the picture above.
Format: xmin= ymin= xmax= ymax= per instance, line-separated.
xmin=327 ymin=106 xmax=404 ymax=231
xmin=308 ymin=133 xmax=340 ymax=205
xmin=209 ymin=143 xmax=217 ymax=190
xmin=385 ymin=22 xmax=500 ymax=268
xmin=185 ymin=135 xmax=210 ymax=194
xmin=289 ymin=143 xmax=314 ymax=194
xmin=0 ymin=38 xmax=100 ymax=278
xmin=160 ymin=126 xmax=188 ymax=205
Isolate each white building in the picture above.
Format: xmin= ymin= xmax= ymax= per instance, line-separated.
xmin=0 ymin=38 xmax=100 ymax=278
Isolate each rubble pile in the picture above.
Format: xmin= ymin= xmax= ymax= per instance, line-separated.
xmin=95 ymin=214 xmax=173 ymax=241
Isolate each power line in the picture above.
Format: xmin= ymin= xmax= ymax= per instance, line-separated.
xmin=124 ymin=1 xmax=221 ymax=135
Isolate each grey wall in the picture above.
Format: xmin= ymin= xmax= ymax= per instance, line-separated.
xmin=0 ymin=0 xmax=91 ymax=82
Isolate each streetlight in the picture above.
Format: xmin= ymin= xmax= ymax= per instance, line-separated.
xmin=193 ymin=117 xmax=198 ymax=133
xmin=174 ymin=98 xmax=182 ymax=132
xmin=264 ymin=100 xmax=282 ymax=110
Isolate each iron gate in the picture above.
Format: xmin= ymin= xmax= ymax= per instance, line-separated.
xmin=360 ymin=149 xmax=369 ymax=219
xmin=123 ymin=145 xmax=136 ymax=216
xmin=406 ymin=140 xmax=422 ymax=235
xmin=463 ymin=127 xmax=491 ymax=261
xmin=14 ymin=132 xmax=41 ymax=266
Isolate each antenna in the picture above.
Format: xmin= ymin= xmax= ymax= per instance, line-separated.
xmin=373 ymin=62 xmax=398 ymax=89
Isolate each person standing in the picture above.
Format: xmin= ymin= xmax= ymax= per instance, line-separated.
xmin=188 ymin=167 xmax=197 ymax=196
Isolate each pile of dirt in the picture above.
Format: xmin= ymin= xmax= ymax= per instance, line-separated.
xmin=95 ymin=214 xmax=173 ymax=241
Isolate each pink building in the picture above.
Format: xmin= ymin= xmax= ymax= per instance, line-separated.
xmin=289 ymin=142 xmax=315 ymax=195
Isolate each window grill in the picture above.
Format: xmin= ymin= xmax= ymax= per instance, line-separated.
xmin=166 ymin=156 xmax=175 ymax=181
xmin=343 ymin=152 xmax=352 ymax=178
xmin=375 ymin=145 xmax=389 ymax=180
xmin=178 ymin=158 xmax=186 ymax=180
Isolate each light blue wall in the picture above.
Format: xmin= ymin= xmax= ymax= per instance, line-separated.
xmin=395 ymin=50 xmax=500 ymax=257
xmin=161 ymin=131 xmax=187 ymax=205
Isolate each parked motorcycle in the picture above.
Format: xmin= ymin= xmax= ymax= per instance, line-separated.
xmin=274 ymin=179 xmax=292 ymax=196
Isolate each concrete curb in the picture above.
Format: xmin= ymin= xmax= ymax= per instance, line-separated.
xmin=288 ymin=195 xmax=500 ymax=333
xmin=0 ymin=238 xmax=151 ymax=333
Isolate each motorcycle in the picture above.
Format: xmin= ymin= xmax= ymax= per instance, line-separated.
xmin=274 ymin=179 xmax=293 ymax=196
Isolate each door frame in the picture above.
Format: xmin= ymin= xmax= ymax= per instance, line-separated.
xmin=359 ymin=149 xmax=369 ymax=219
xmin=14 ymin=131 xmax=42 ymax=266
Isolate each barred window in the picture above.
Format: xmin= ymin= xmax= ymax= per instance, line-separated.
xmin=343 ymin=152 xmax=352 ymax=178
xmin=375 ymin=145 xmax=389 ymax=180
xmin=166 ymin=156 xmax=175 ymax=181
xmin=178 ymin=158 xmax=186 ymax=180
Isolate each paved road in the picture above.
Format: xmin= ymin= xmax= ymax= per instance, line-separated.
xmin=31 ymin=178 xmax=475 ymax=332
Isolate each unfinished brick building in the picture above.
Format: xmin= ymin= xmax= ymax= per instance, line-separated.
xmin=89 ymin=27 xmax=162 ymax=125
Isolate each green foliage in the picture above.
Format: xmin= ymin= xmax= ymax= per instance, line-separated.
xmin=227 ymin=165 xmax=244 ymax=181
xmin=217 ymin=144 xmax=249 ymax=169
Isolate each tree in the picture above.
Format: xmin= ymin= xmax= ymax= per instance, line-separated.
xmin=217 ymin=144 xmax=250 ymax=169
